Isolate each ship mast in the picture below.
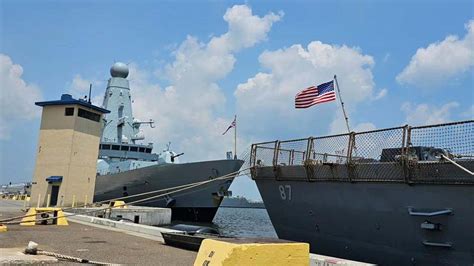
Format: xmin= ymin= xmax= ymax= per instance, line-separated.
xmin=334 ymin=75 xmax=351 ymax=134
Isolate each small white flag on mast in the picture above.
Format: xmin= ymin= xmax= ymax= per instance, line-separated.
xmin=222 ymin=115 xmax=237 ymax=159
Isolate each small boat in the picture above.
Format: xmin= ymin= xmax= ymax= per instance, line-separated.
xmin=162 ymin=224 xmax=225 ymax=251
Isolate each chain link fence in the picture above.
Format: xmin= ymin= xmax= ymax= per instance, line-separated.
xmin=251 ymin=141 xmax=278 ymax=168
xmin=407 ymin=120 xmax=474 ymax=183
xmin=310 ymin=133 xmax=351 ymax=164
xmin=250 ymin=120 xmax=474 ymax=184
xmin=350 ymin=127 xmax=406 ymax=182
xmin=276 ymin=139 xmax=308 ymax=166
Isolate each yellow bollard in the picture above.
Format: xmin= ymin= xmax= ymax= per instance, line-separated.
xmin=46 ymin=194 xmax=51 ymax=208
xmin=0 ymin=224 xmax=7 ymax=232
xmin=37 ymin=194 xmax=41 ymax=208
xmin=111 ymin=201 xmax=127 ymax=208
xmin=84 ymin=195 xmax=88 ymax=208
xmin=72 ymin=195 xmax=76 ymax=208
xmin=20 ymin=208 xmax=69 ymax=226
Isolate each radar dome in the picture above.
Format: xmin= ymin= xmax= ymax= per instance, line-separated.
xmin=110 ymin=62 xmax=129 ymax=78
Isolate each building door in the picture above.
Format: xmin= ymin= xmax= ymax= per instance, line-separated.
xmin=50 ymin=185 xmax=60 ymax=206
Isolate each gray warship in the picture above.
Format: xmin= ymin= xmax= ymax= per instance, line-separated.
xmin=250 ymin=120 xmax=473 ymax=265
xmin=93 ymin=63 xmax=243 ymax=222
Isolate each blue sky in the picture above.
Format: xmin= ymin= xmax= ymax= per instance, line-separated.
xmin=1 ymin=0 xmax=473 ymax=200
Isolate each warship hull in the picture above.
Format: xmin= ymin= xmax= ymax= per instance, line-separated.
xmin=251 ymin=120 xmax=474 ymax=265
xmin=254 ymin=170 xmax=474 ymax=265
xmin=94 ymin=159 xmax=244 ymax=222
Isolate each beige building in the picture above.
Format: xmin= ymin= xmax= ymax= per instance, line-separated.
xmin=30 ymin=94 xmax=109 ymax=207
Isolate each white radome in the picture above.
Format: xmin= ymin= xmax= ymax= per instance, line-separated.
xmin=110 ymin=62 xmax=129 ymax=78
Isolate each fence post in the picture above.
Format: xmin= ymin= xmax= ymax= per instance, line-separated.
xmin=46 ymin=194 xmax=51 ymax=208
xmin=272 ymin=141 xmax=280 ymax=166
xmin=250 ymin=144 xmax=255 ymax=167
xmin=404 ymin=125 xmax=413 ymax=184
xmin=305 ymin=137 xmax=313 ymax=162
xmin=37 ymin=193 xmax=41 ymax=208
xmin=272 ymin=141 xmax=281 ymax=180
xmin=347 ymin=132 xmax=355 ymax=182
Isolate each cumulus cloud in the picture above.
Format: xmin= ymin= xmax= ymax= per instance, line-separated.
xmin=235 ymin=41 xmax=381 ymax=138
xmin=397 ymin=20 xmax=474 ymax=87
xmin=0 ymin=54 xmax=43 ymax=139
xmin=373 ymin=88 xmax=387 ymax=100
xmin=129 ymin=5 xmax=282 ymax=161
xmin=401 ymin=101 xmax=460 ymax=125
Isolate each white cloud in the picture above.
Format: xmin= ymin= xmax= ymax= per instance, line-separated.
xmin=235 ymin=41 xmax=381 ymax=138
xmin=373 ymin=88 xmax=387 ymax=100
xmin=0 ymin=54 xmax=43 ymax=139
xmin=401 ymin=101 xmax=460 ymax=125
xmin=397 ymin=20 xmax=474 ymax=87
xmin=129 ymin=5 xmax=282 ymax=161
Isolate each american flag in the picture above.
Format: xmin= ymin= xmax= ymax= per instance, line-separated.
xmin=222 ymin=116 xmax=236 ymax=135
xmin=295 ymin=80 xmax=336 ymax=109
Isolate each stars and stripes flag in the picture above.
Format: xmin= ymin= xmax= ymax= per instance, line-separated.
xmin=222 ymin=116 xmax=236 ymax=135
xmin=295 ymin=80 xmax=336 ymax=109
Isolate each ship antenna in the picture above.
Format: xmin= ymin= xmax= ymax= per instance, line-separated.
xmin=88 ymin=83 xmax=92 ymax=104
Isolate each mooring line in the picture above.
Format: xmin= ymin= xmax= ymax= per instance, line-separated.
xmin=1 ymin=167 xmax=251 ymax=225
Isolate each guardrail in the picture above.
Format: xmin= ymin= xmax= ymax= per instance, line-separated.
xmin=250 ymin=120 xmax=474 ymax=184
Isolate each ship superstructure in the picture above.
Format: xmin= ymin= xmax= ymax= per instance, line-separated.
xmin=250 ymin=120 xmax=473 ymax=265
xmin=97 ymin=62 xmax=177 ymax=176
xmin=94 ymin=63 xmax=243 ymax=222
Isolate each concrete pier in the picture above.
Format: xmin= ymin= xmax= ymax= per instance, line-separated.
xmin=1 ymin=200 xmax=373 ymax=265
xmin=0 ymin=200 xmax=196 ymax=265
xmin=68 ymin=205 xmax=172 ymax=225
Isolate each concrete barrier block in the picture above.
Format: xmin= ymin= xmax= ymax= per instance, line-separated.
xmin=194 ymin=239 xmax=310 ymax=266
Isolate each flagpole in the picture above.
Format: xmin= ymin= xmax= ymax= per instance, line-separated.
xmin=333 ymin=75 xmax=351 ymax=133
xmin=234 ymin=115 xmax=237 ymax=159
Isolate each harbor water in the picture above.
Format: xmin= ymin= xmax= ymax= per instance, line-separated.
xmin=213 ymin=207 xmax=278 ymax=238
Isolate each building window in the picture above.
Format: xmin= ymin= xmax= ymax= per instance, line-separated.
xmin=130 ymin=146 xmax=138 ymax=152
xmin=65 ymin=107 xmax=74 ymax=116
xmin=112 ymin=145 xmax=120 ymax=150
xmin=101 ymin=144 xmax=111 ymax=150
xmin=120 ymin=145 xmax=129 ymax=151
xmin=78 ymin=108 xmax=100 ymax=122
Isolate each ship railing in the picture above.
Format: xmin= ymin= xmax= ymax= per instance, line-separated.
xmin=250 ymin=120 xmax=474 ymax=184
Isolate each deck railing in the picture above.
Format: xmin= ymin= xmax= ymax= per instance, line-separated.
xmin=250 ymin=120 xmax=474 ymax=184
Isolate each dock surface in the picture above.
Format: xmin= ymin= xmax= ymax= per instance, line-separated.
xmin=0 ymin=200 xmax=197 ymax=265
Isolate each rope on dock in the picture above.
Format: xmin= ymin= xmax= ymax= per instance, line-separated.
xmin=1 ymin=167 xmax=251 ymax=225
xmin=37 ymin=250 xmax=118 ymax=265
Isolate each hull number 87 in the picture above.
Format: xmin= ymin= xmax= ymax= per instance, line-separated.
xmin=278 ymin=185 xmax=292 ymax=200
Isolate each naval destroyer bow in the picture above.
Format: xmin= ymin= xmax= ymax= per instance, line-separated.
xmin=93 ymin=62 xmax=243 ymax=222
xmin=250 ymin=120 xmax=473 ymax=265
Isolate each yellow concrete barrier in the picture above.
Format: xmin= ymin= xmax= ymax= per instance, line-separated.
xmin=0 ymin=224 xmax=7 ymax=232
xmin=194 ymin=239 xmax=309 ymax=266
xmin=20 ymin=208 xmax=68 ymax=226
xmin=111 ymin=200 xmax=127 ymax=208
